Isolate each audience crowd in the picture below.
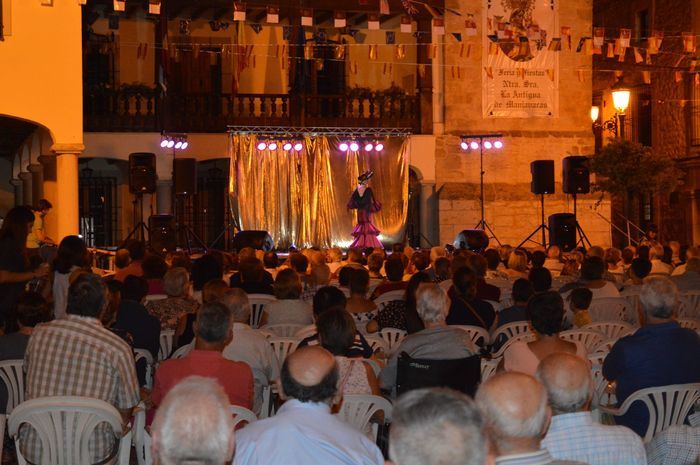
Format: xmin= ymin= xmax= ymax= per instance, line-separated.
xmin=0 ymin=203 xmax=699 ymax=465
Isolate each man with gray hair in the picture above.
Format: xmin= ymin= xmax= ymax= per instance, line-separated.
xmin=221 ymin=288 xmax=279 ymax=414
xmin=604 ymin=277 xmax=700 ymax=436
xmin=379 ymin=283 xmax=476 ymax=391
xmin=152 ymin=376 xmax=235 ymax=465
xmin=538 ymin=353 xmax=646 ymax=465
xmin=475 ymin=372 xmax=584 ymax=465
xmin=390 ymin=387 xmax=486 ymax=465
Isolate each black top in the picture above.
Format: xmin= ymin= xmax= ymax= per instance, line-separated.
xmin=0 ymin=237 xmax=28 ymax=324
xmin=229 ymin=270 xmax=274 ymax=289
xmin=298 ymin=331 xmax=374 ymax=358
xmin=234 ymin=281 xmax=274 ymax=295
xmin=348 ymin=187 xmax=376 ymax=212
xmin=114 ymin=299 xmax=161 ymax=359
xmin=446 ymin=287 xmax=496 ymax=329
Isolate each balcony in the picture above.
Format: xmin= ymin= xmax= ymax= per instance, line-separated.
xmin=84 ymin=87 xmax=421 ymax=133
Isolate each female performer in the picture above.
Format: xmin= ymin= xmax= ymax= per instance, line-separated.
xmin=347 ymin=171 xmax=383 ymax=249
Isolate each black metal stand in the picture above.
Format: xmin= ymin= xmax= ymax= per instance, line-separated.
xmin=403 ymin=188 xmax=433 ymax=248
xmin=573 ymin=194 xmax=592 ymax=249
xmin=123 ymin=193 xmax=149 ymax=244
xmin=209 ymin=193 xmax=241 ymax=249
xmin=473 ymin=144 xmax=501 ymax=246
xmin=517 ymin=194 xmax=549 ymax=249
xmin=174 ymin=195 xmax=207 ymax=254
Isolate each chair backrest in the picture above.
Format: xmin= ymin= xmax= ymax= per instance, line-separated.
xmin=378 ymin=328 xmax=407 ymax=355
xmin=0 ymin=360 xmax=24 ymax=415
xmin=260 ymin=324 xmax=305 ymax=338
xmin=396 ymin=353 xmax=481 ymax=397
xmin=678 ymin=291 xmax=700 ymax=319
xmin=619 ymin=383 xmax=700 ymax=442
xmin=451 ymin=325 xmax=490 ymax=347
xmin=480 ymin=358 xmax=499 ymax=382
xmin=364 ymin=335 xmax=388 ymax=355
xmin=170 ymin=343 xmax=193 ymax=359
xmin=588 ymin=297 xmax=626 ymax=322
xmin=9 ymin=396 xmax=124 ymax=465
xmin=490 ymin=321 xmax=531 ymax=350
xmin=590 ymin=364 xmax=616 ymax=409
xmin=294 ymin=324 xmax=317 ymax=339
xmin=559 ymin=329 xmax=606 ymax=353
xmin=677 ymin=318 xmax=700 ymax=332
xmin=491 ymin=332 xmax=537 ymax=359
xmin=373 ymin=290 xmax=406 ymax=309
xmin=143 ymin=294 xmax=167 ymax=302
xmin=268 ymin=337 xmax=300 ymax=367
xmin=583 ymin=321 xmax=636 ymax=340
xmin=229 ymin=405 xmax=257 ymax=429
xmin=485 ymin=300 xmax=502 ymax=313
xmin=133 ymin=349 xmax=154 ymax=390
xmin=248 ymin=294 xmax=277 ymax=329
xmin=336 ymin=394 xmax=393 ymax=441
xmin=158 ymin=330 xmax=175 ymax=361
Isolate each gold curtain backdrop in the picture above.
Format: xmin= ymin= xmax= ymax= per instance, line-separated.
xmin=229 ymin=134 xmax=409 ymax=249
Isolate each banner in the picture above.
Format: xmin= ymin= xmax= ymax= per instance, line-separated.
xmin=483 ymin=0 xmax=559 ymax=118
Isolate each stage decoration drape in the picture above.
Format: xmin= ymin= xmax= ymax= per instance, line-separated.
xmin=228 ymin=134 xmax=408 ymax=249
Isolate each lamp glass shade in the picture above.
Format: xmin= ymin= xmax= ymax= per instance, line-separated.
xmin=611 ymin=89 xmax=631 ymax=113
xmin=590 ymin=105 xmax=600 ymax=122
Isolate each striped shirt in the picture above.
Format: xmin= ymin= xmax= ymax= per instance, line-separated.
xmin=22 ymin=315 xmax=140 ymax=463
xmin=646 ymin=426 xmax=700 ymax=465
xmin=495 ymin=450 xmax=585 ymax=465
xmin=542 ymin=411 xmax=646 ymax=465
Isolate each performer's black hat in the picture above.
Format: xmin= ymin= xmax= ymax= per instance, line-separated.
xmin=358 ymin=170 xmax=374 ymax=183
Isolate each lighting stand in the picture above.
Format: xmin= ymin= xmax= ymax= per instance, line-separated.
xmin=123 ymin=193 xmax=150 ymax=244
xmin=209 ymin=192 xmax=242 ymax=250
xmin=174 ymin=194 xmax=207 ymax=255
xmin=404 ymin=188 xmax=433 ymax=248
xmin=572 ymin=194 xmax=592 ymax=249
xmin=517 ymin=194 xmax=549 ymax=249
xmin=474 ymin=143 xmax=501 ymax=246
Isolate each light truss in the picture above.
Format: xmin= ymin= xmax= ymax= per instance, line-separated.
xmin=226 ymin=126 xmax=412 ymax=137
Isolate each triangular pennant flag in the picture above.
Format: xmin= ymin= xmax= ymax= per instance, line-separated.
xmin=334 ymin=12 xmax=346 ymax=28
xmin=614 ymin=70 xmax=623 ymax=78
xmin=380 ymin=0 xmax=390 ymax=15
xmin=395 ymin=44 xmax=405 ymax=59
xmin=368 ymin=13 xmax=380 ymax=30
xmin=593 ymin=27 xmax=605 ymax=47
xmin=432 ymin=18 xmax=445 ymax=36
xmin=642 ymin=71 xmax=651 ymax=84
xmin=647 ymin=30 xmax=663 ymax=54
xmin=634 ymin=48 xmax=643 ymax=63
xmin=618 ymin=47 xmax=626 ymax=62
xmin=606 ymin=42 xmax=615 ymax=58
xmin=301 ymin=8 xmax=313 ymax=26
xmin=452 ymin=32 xmax=463 ymax=42
xmin=368 ymin=44 xmax=378 ymax=60
xmin=233 ymin=2 xmax=246 ymax=21
xmin=619 ymin=28 xmax=631 ymax=47
xmin=683 ymin=32 xmax=697 ymax=53
xmin=400 ymin=16 xmax=413 ymax=33
xmin=675 ymin=71 xmax=683 ymax=83
xmin=266 ymin=6 xmax=279 ymax=24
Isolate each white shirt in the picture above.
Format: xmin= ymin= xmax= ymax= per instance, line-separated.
xmin=589 ymin=281 xmax=620 ymax=299
xmin=234 ymin=399 xmax=384 ymax=465
xmin=223 ymin=323 xmax=279 ymax=414
xmin=650 ymin=259 xmax=673 ymax=275
xmin=263 ymin=299 xmax=313 ymax=325
xmin=52 ymin=267 xmax=78 ymax=320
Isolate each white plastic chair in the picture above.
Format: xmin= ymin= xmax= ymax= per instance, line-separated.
xmin=485 ymin=300 xmax=502 ymax=312
xmin=583 ymin=321 xmax=636 ymax=341
xmin=589 ymin=297 xmax=627 ymax=322
xmin=589 ymin=363 xmax=616 ymax=409
xmin=133 ymin=349 xmax=154 ymax=389
xmin=373 ymin=290 xmax=406 ymax=309
xmin=132 ymin=403 xmax=151 ymax=465
xmin=248 ymin=294 xmax=277 ymax=328
xmin=336 ymin=394 xmax=392 ymax=442
xmin=600 ymin=383 xmax=700 ymax=442
xmin=364 ymin=335 xmax=388 ymax=355
xmin=143 ymin=294 xmax=167 ymax=302
xmin=0 ymin=360 xmax=25 ymax=415
xmin=491 ymin=332 xmax=537 ymax=359
xmin=261 ymin=324 xmax=305 ymax=338
xmin=679 ymin=291 xmax=700 ymax=318
xmin=294 ymin=324 xmax=317 ymax=339
xmin=559 ymin=329 xmax=607 ymax=353
xmin=378 ymin=328 xmax=407 ymax=355
xmin=268 ymin=337 xmax=300 ymax=366
xmin=9 ymin=396 xmax=132 ymax=465
xmin=481 ymin=358 xmax=499 ymax=382
xmin=677 ymin=318 xmax=700 ymax=332
xmin=229 ymin=405 xmax=257 ymax=428
xmin=158 ymin=330 xmax=175 ymax=362
xmin=451 ymin=325 xmax=490 ymax=347
xmin=490 ymin=321 xmax=531 ymax=347
xmin=170 ymin=343 xmax=193 ymax=359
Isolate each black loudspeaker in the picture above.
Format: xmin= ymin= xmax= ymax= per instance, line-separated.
xmin=232 ymin=230 xmax=275 ymax=251
xmin=174 ymin=158 xmax=197 ymax=196
xmin=531 ymin=160 xmax=555 ymax=195
xmin=562 ymin=156 xmax=590 ymax=194
xmin=548 ymin=213 xmax=577 ymax=252
xmin=149 ymin=215 xmax=176 ymax=253
xmin=129 ymin=153 xmax=157 ymax=194
xmin=453 ymin=229 xmax=489 ymax=253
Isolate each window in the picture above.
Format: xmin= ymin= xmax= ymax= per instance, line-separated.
xmin=636 ymin=9 xmax=649 ymax=41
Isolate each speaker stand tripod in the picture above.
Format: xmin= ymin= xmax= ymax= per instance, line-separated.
xmin=572 ymin=193 xmax=592 ymax=249
xmin=123 ymin=193 xmax=150 ymax=244
xmin=209 ymin=193 xmax=241 ymax=250
xmin=517 ymin=194 xmax=549 ymax=249
xmin=174 ymin=194 xmax=207 ymax=255
xmin=474 ymin=141 xmax=501 ymax=246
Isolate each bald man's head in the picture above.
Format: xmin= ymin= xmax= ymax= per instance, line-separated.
xmin=536 ymin=353 xmax=592 ymax=415
xmin=280 ymin=346 xmax=338 ymax=404
xmin=475 ymin=372 xmax=549 ymax=448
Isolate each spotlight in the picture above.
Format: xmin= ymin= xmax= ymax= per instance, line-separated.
xmin=181 ymin=141 xmax=188 ymax=150
xmin=174 ymin=141 xmax=183 ymax=149
xmin=268 ymin=142 xmax=278 ymax=151
xmin=494 ymin=140 xmax=503 ymax=149
xmin=364 ymin=142 xmax=374 ymax=152
xmin=166 ymin=140 xmax=175 ymax=148
xmin=470 ymin=141 xmax=480 ymax=150
xmin=294 ymin=142 xmax=303 ymax=151
xmin=160 ymin=140 xmax=169 ymax=148
xmin=339 ymin=142 xmax=349 ymax=151
xmin=374 ymin=142 xmax=384 ymax=151
xmin=460 ymin=140 xmax=469 ymax=150
xmin=483 ymin=141 xmax=493 ymax=150
xmin=283 ymin=142 xmax=293 ymax=151
xmin=349 ymin=142 xmax=359 ymax=152
xmin=257 ymin=141 xmax=268 ymax=151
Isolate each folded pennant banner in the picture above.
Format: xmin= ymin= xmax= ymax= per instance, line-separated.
xmin=266 ymin=6 xmax=279 ymax=24
xmin=334 ymin=11 xmax=346 ymax=28
xmin=400 ymin=15 xmax=413 ymax=33
xmin=368 ymin=13 xmax=380 ymax=30
xmin=683 ymin=32 xmax=697 ymax=53
xmin=233 ymin=2 xmax=246 ymax=21
xmin=619 ymin=28 xmax=631 ymax=48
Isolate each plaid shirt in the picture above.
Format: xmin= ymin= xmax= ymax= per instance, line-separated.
xmin=22 ymin=315 xmax=140 ymax=464
xmin=646 ymin=425 xmax=700 ymax=465
xmin=542 ymin=411 xmax=646 ymax=465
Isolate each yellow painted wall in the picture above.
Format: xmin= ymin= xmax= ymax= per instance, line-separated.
xmin=0 ymin=0 xmax=83 ymax=145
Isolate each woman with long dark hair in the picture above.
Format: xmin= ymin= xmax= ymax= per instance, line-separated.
xmin=52 ymin=235 xmax=89 ymax=319
xmin=0 ymin=207 xmax=48 ymax=328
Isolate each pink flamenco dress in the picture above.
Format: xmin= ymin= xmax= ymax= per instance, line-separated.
xmin=347 ymin=187 xmax=383 ymax=249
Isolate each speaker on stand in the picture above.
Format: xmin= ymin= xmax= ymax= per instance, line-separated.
xmin=517 ymin=160 xmax=555 ymax=249
xmin=562 ymin=156 xmax=592 ymax=249
xmin=173 ymin=158 xmax=207 ymax=254
xmin=548 ymin=213 xmax=577 ymax=251
xmin=123 ymin=153 xmax=156 ymax=244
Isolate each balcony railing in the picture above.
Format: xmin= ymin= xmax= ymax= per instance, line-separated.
xmin=84 ymin=88 xmax=421 ymax=133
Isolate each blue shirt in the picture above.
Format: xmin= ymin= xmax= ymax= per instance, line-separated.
xmin=603 ymin=321 xmax=700 ymax=436
xmin=542 ymin=411 xmax=646 ymax=465
xmin=233 ymin=399 xmax=384 ymax=465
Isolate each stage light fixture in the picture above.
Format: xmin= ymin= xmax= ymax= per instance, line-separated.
xmin=469 ymin=141 xmax=480 ymax=150
xmin=181 ymin=141 xmax=188 ymax=150
xmin=364 ymin=142 xmax=374 ymax=152
xmin=174 ymin=141 xmax=183 ymax=149
xmin=166 ymin=140 xmax=175 ymax=148
xmin=339 ymin=142 xmax=349 ymax=151
xmin=374 ymin=142 xmax=384 ymax=151
xmin=460 ymin=140 xmax=469 ymax=150
xmin=294 ymin=142 xmax=304 ymax=151
xmin=268 ymin=142 xmax=278 ymax=151
xmin=494 ymin=140 xmax=503 ymax=149
xmin=483 ymin=140 xmax=493 ymax=150
xmin=257 ymin=141 xmax=268 ymax=151
xmin=349 ymin=141 xmax=359 ymax=152
xmin=160 ymin=140 xmax=168 ymax=148
xmin=283 ymin=142 xmax=293 ymax=151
